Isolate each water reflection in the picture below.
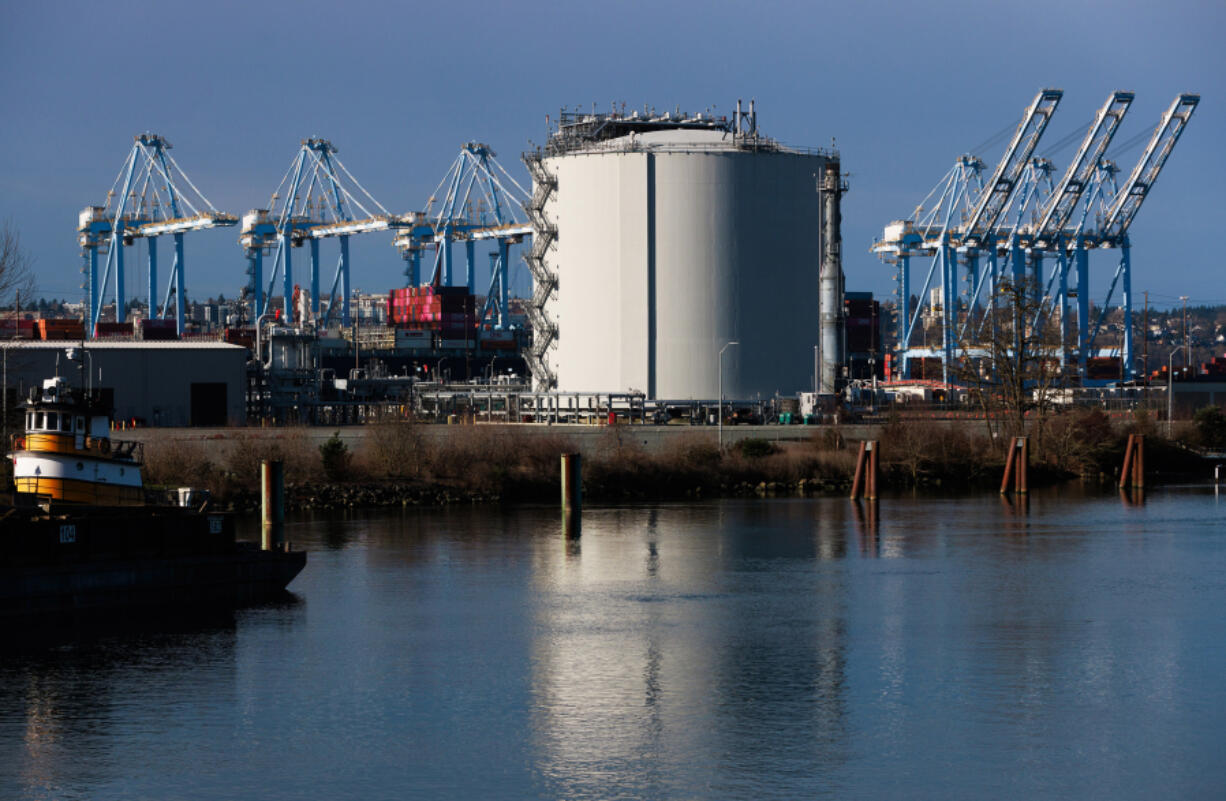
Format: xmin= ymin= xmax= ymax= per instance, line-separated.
xmin=0 ymin=611 xmax=242 ymax=799
xmin=527 ymin=502 xmax=854 ymax=799
xmin=2 ymin=491 xmax=1222 ymax=800
xmin=852 ymin=499 xmax=879 ymax=556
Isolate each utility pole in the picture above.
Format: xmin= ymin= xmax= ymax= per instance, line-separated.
xmin=1142 ymin=291 xmax=1149 ymax=379
xmin=1180 ymin=295 xmax=1190 ymax=365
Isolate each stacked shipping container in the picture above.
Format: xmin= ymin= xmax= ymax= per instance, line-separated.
xmin=844 ymin=292 xmax=882 ymax=380
xmin=388 ymin=287 xmax=475 ymax=332
xmin=1085 ymin=356 xmax=1122 ymax=380
xmin=388 ymin=286 xmax=478 ymax=349
xmin=137 ymin=319 xmax=177 ymax=341
xmin=0 ymin=319 xmax=36 ymax=339
xmin=1149 ymin=353 xmax=1226 ymax=383
xmin=36 ymin=319 xmax=85 ymax=341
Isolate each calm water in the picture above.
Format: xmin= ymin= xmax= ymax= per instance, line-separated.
xmin=2 ymin=489 xmax=1225 ymax=800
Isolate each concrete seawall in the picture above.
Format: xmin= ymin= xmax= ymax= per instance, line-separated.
xmin=121 ymin=422 xmax=888 ymax=460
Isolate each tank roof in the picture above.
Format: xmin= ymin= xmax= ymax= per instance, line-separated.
xmin=540 ymin=105 xmax=835 ymax=159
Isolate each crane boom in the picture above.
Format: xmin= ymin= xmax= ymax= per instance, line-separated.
xmin=962 ymin=88 xmax=1063 ymax=243
xmin=306 ymin=215 xmax=412 ymax=239
xmin=136 ymin=211 xmax=237 ymax=237
xmin=1100 ymin=93 xmax=1199 ymax=239
xmin=1032 ymin=91 xmax=1133 ymax=243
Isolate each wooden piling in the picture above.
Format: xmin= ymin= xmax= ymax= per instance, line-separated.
xmin=1001 ymin=437 xmax=1028 ymax=495
xmin=1119 ymin=434 xmax=1136 ymax=490
xmin=1133 ymin=435 xmax=1144 ymax=489
xmin=261 ymin=459 xmax=284 ymax=551
xmin=1120 ymin=434 xmax=1145 ymax=490
xmin=866 ymin=441 xmax=879 ymax=501
xmin=1017 ymin=437 xmax=1029 ymax=494
xmin=850 ymin=441 xmax=867 ymax=499
xmin=1000 ymin=438 xmax=1016 ymax=494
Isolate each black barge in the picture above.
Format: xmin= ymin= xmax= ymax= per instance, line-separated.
xmin=0 ymin=505 xmax=306 ymax=617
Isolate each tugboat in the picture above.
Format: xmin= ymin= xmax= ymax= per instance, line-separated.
xmin=12 ymin=374 xmax=145 ymax=506
xmin=1 ymin=350 xmax=306 ymax=617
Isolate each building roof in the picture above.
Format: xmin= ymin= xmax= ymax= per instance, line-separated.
xmin=0 ymin=340 xmax=246 ymax=351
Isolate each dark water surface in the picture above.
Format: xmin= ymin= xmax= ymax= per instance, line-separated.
xmin=2 ymin=489 xmax=1225 ymax=800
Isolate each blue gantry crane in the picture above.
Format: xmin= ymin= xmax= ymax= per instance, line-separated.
xmin=1024 ymin=91 xmax=1133 ymax=373
xmin=873 ymin=90 xmax=1198 ymax=384
xmin=874 ymin=88 xmax=1063 ymax=382
xmin=393 ymin=142 xmax=532 ymax=330
xmin=240 ymin=138 xmax=410 ymax=327
xmin=1076 ymin=93 xmax=1200 ymax=377
xmin=78 ymin=134 xmax=236 ymax=336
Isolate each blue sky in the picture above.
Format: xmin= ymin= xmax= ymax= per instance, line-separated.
xmin=1 ymin=0 xmax=1222 ymax=312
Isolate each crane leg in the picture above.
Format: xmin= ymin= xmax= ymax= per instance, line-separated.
xmin=282 ymin=234 xmax=294 ymax=320
xmin=1076 ymin=243 xmax=1090 ymax=375
xmin=174 ymin=233 xmax=185 ymax=336
xmin=1121 ymin=242 xmax=1133 ymax=379
xmin=148 ymin=237 xmax=158 ymax=319
xmin=310 ymin=239 xmax=321 ymax=321
xmin=115 ymin=231 xmax=126 ymax=324
xmin=340 ymin=235 xmax=351 ymax=327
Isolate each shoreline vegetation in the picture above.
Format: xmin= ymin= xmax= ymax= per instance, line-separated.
xmin=140 ymin=408 xmax=1226 ymax=513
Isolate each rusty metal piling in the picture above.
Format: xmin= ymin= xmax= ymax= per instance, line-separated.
xmin=1120 ymin=434 xmax=1145 ymax=490
xmin=1000 ymin=437 xmax=1029 ymax=495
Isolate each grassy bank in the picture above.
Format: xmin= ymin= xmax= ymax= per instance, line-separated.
xmin=140 ymin=408 xmax=1220 ymax=512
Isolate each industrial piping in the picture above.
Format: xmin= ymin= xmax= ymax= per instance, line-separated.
xmin=819 ymin=160 xmax=845 ymax=394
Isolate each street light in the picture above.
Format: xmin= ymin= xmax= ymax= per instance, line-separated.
xmin=718 ymin=341 xmax=740 ymax=452
xmin=1168 ymin=347 xmax=1182 ymax=438
xmin=1180 ymin=295 xmax=1190 ymax=365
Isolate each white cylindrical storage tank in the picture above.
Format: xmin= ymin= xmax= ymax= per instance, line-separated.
xmin=538 ymin=120 xmax=827 ymax=399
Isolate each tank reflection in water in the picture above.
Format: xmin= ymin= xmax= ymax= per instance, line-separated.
xmin=1 ymin=490 xmax=1223 ymax=800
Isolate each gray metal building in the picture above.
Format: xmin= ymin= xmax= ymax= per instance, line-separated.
xmin=0 ymin=341 xmax=247 ymax=426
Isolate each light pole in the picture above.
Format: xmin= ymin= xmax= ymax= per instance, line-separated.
xmin=1168 ymin=347 xmax=1182 ymax=438
xmin=718 ymin=341 xmax=739 ymax=452
xmin=1180 ymin=295 xmax=1189 ymax=365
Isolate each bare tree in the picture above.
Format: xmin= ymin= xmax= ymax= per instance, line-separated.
xmin=0 ymin=220 xmax=36 ymax=306
xmin=0 ymin=221 xmax=35 ymax=466
xmin=956 ymin=274 xmax=1067 ymax=444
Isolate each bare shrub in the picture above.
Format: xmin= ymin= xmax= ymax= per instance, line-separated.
xmin=143 ymin=438 xmax=218 ymax=491
xmin=659 ymin=433 xmax=720 ymax=473
xmin=424 ymin=426 xmax=576 ymax=497
xmin=785 ymin=446 xmax=858 ymax=483
xmin=880 ymin=418 xmax=992 ymax=486
xmin=1125 ymin=408 xmax=1158 ymax=438
xmin=511 ymin=430 xmax=579 ymax=478
xmin=736 ymin=438 xmax=778 ymax=459
xmin=1043 ymin=408 xmax=1116 ymax=474
xmin=586 ymin=427 xmax=659 ymax=496
xmin=226 ymin=428 xmax=317 ymax=486
xmin=808 ymin=426 xmax=846 ymax=452
xmin=362 ymin=420 xmax=430 ymax=479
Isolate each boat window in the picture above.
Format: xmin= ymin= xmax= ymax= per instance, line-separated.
xmin=76 ymin=416 xmax=85 ymax=432
xmin=62 ymin=415 xmax=72 ymax=432
xmin=47 ymin=413 xmax=59 ymax=431
xmin=26 ymin=413 xmax=32 ymax=429
xmin=35 ymin=412 xmax=44 ymax=430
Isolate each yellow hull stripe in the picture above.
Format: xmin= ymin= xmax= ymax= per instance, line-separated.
xmin=20 ymin=432 xmax=133 ymax=461
xmin=23 ymin=432 xmax=82 ymax=455
xmin=15 ymin=476 xmax=145 ymax=507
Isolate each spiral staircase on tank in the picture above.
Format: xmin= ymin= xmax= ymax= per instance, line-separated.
xmin=522 ymin=152 xmax=559 ymax=391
